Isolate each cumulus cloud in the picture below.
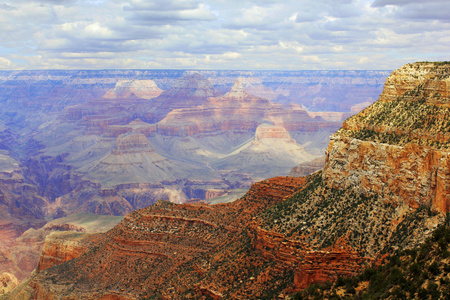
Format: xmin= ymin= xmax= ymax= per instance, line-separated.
xmin=0 ymin=57 xmax=12 ymax=69
xmin=0 ymin=0 xmax=448 ymax=70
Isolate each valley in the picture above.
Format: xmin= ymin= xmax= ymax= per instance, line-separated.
xmin=2 ymin=62 xmax=449 ymax=299
xmin=0 ymin=69 xmax=387 ymax=288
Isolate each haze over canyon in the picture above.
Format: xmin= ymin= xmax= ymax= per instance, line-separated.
xmin=6 ymin=67 xmax=439 ymax=298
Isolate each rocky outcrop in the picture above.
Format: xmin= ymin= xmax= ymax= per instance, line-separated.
xmin=103 ymin=80 xmax=162 ymax=99
xmin=0 ymin=212 xmax=122 ymax=284
xmin=341 ymin=62 xmax=450 ymax=149
xmin=36 ymin=232 xmax=91 ymax=272
xmin=157 ymin=80 xmax=338 ymax=137
xmin=254 ymin=123 xmax=295 ymax=140
xmin=323 ymin=137 xmax=450 ymax=213
xmin=38 ymin=77 xmax=340 ymax=217
xmin=328 ymin=62 xmax=450 ymax=213
xmin=212 ymin=123 xmax=316 ymax=180
xmin=289 ymin=156 xmax=326 ymax=177
xmin=148 ymin=73 xmax=222 ymax=120
xmin=0 ymin=272 xmax=19 ymax=295
xmin=0 ymin=69 xmax=389 ymax=290
xmin=12 ymin=177 xmax=309 ymax=299
xmin=158 ymin=73 xmax=221 ymax=100
xmin=252 ymin=225 xmax=371 ymax=289
xmin=0 ymin=152 xmax=51 ymax=281
xmin=22 ymin=171 xmax=426 ymax=298
xmin=111 ymin=132 xmax=155 ymax=155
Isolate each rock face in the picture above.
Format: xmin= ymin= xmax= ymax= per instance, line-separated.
xmin=36 ymin=232 xmax=91 ymax=273
xmin=289 ymin=156 xmax=326 ymax=177
xmin=327 ymin=62 xmax=450 ymax=213
xmin=0 ymin=272 xmax=19 ymax=295
xmin=32 ymin=76 xmax=339 ymax=216
xmin=150 ymin=73 xmax=222 ymax=119
xmin=212 ymin=123 xmax=316 ymax=180
xmin=0 ymin=151 xmax=50 ymax=281
xmin=0 ymin=213 xmax=122 ymax=284
xmin=323 ymin=138 xmax=450 ymax=213
xmin=80 ymin=132 xmax=215 ymax=189
xmin=254 ymin=123 xmax=295 ymax=140
xmin=12 ymin=177 xmax=310 ymax=299
xmin=155 ymin=79 xmax=321 ymax=136
xmin=15 ymin=57 xmax=450 ymax=294
xmin=111 ymin=132 xmax=155 ymax=154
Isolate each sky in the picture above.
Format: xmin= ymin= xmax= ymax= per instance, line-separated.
xmin=0 ymin=0 xmax=449 ymax=70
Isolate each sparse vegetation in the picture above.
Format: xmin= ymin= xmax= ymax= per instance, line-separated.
xmin=259 ymin=171 xmax=443 ymax=257
xmin=292 ymin=215 xmax=450 ymax=299
xmin=339 ymin=63 xmax=450 ymax=150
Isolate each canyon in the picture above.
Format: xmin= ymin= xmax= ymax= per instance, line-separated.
xmin=5 ymin=62 xmax=449 ymax=299
xmin=0 ymin=69 xmax=387 ymax=285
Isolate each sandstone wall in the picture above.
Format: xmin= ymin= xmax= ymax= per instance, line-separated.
xmin=323 ymin=136 xmax=450 ymax=213
xmin=325 ymin=62 xmax=450 ymax=214
xmin=251 ymin=224 xmax=370 ymax=290
xmin=36 ymin=232 xmax=90 ymax=272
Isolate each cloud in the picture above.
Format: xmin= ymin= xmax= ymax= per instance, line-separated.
xmin=226 ymin=5 xmax=276 ymax=28
xmin=395 ymin=3 xmax=450 ymax=22
xmin=0 ymin=0 xmax=448 ymax=70
xmin=371 ymin=0 xmax=450 ymax=22
xmin=371 ymin=0 xmax=446 ymax=7
xmin=0 ymin=4 xmax=16 ymax=10
xmin=124 ymin=0 xmax=200 ymax=11
xmin=124 ymin=0 xmax=216 ymax=25
xmin=0 ymin=57 xmax=12 ymax=69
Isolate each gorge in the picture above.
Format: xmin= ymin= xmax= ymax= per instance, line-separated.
xmin=4 ymin=62 xmax=450 ymax=299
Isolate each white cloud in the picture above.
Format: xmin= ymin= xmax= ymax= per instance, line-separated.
xmin=0 ymin=57 xmax=12 ymax=69
xmin=0 ymin=0 xmax=448 ymax=70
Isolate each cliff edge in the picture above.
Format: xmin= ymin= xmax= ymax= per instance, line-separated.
xmin=326 ymin=62 xmax=450 ymax=213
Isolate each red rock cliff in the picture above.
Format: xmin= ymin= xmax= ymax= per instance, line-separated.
xmin=326 ymin=62 xmax=450 ymax=213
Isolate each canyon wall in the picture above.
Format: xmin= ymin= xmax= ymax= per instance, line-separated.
xmin=325 ymin=62 xmax=450 ymax=213
xmin=323 ymin=137 xmax=450 ymax=213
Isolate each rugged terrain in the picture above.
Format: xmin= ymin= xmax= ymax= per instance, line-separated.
xmin=293 ymin=219 xmax=450 ymax=299
xmin=10 ymin=177 xmax=308 ymax=299
xmin=32 ymin=75 xmax=341 ymax=218
xmin=0 ymin=69 xmax=386 ymax=285
xmin=0 ymin=69 xmax=387 ymax=215
xmin=289 ymin=156 xmax=326 ymax=177
xmin=0 ymin=212 xmax=122 ymax=283
xmin=7 ymin=62 xmax=450 ymax=299
xmin=329 ymin=62 xmax=450 ymax=213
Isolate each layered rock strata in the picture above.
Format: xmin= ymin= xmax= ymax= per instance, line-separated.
xmin=157 ymin=80 xmax=338 ymax=137
xmin=11 ymin=177 xmax=316 ymax=299
xmin=33 ymin=76 xmax=337 ymax=219
xmin=289 ymin=156 xmax=326 ymax=177
xmin=36 ymin=232 xmax=92 ymax=272
xmin=0 ymin=69 xmax=388 ymax=289
xmin=328 ymin=62 xmax=450 ymax=213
